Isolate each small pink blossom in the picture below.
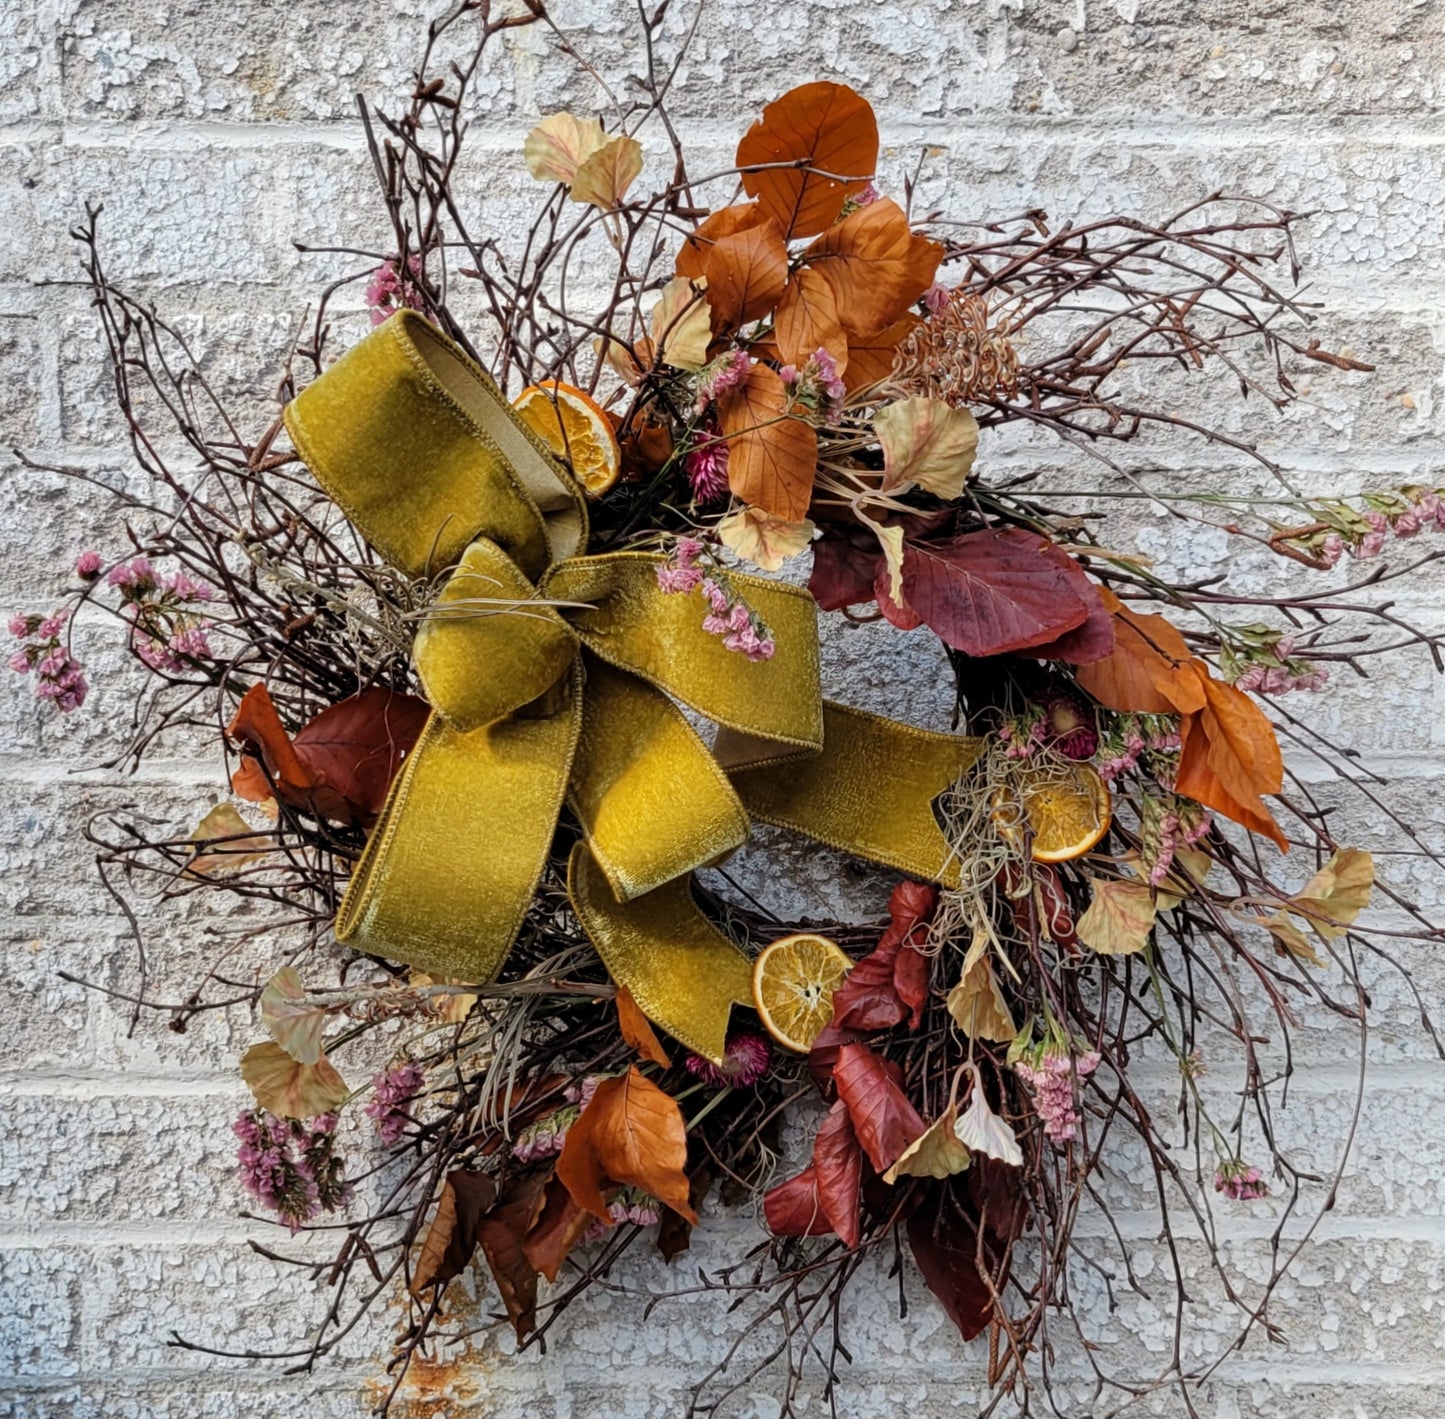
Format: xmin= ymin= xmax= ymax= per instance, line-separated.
xmin=696 ymin=350 xmax=752 ymax=412
xmin=364 ymin=1062 xmax=425 ymax=1147
xmin=365 ymin=255 xmax=425 ymax=326
xmin=685 ymin=1031 xmax=772 ymax=1089
xmin=1214 ymin=1160 xmax=1270 ymax=1201
xmin=74 ymin=550 xmax=102 ymax=580
xmin=1015 ymin=1049 xmax=1101 ymax=1143
xmin=233 ymin=1108 xmax=350 ymax=1232
xmin=923 ymin=282 xmax=951 ymax=315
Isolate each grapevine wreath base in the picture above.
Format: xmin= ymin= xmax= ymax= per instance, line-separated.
xmin=17 ymin=4 xmax=1445 ymax=1414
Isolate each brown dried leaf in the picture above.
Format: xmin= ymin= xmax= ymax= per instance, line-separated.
xmin=803 ymin=199 xmax=942 ymax=337
xmin=475 ymin=1173 xmax=548 ymax=1340
xmin=615 ymin=985 xmax=671 ymax=1068
xmin=1076 ymin=877 xmax=1157 ymax=956
xmin=716 ymin=361 xmax=818 ymax=522
xmin=736 ymin=81 xmax=878 ymax=239
xmin=1289 ymin=848 xmax=1374 ymax=940
xmin=842 ymin=314 xmax=921 ymax=394
xmin=520 ymin=1175 xmax=591 ymax=1283
xmin=676 ymin=203 xmax=768 ymax=280
xmin=570 ymin=134 xmax=644 ymax=210
xmin=240 ymin=1040 xmax=347 ymax=1119
xmin=775 ymin=267 xmax=849 ymax=373
xmin=259 ymin=966 xmax=328 ymax=1066
xmin=703 ymin=219 xmax=790 ymax=331
xmin=411 ymin=1170 xmax=500 ymax=1294
xmin=556 ymin=1066 xmax=697 ymax=1225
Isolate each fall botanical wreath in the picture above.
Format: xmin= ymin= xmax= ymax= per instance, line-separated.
xmin=17 ymin=5 xmax=1444 ymax=1413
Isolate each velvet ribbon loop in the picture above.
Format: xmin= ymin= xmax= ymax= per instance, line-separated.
xmin=283 ymin=310 xmax=981 ymax=1061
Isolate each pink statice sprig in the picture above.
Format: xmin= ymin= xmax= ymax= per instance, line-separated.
xmin=654 ymin=536 xmax=776 ymax=662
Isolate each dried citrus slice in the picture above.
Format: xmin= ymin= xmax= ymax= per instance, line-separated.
xmin=995 ymin=761 xmax=1112 ymax=864
xmin=752 ymin=932 xmax=854 ymax=1054
xmin=513 ymin=380 xmax=621 ymax=498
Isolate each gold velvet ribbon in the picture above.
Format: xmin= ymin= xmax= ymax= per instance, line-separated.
xmin=283 ymin=311 xmax=980 ymax=1061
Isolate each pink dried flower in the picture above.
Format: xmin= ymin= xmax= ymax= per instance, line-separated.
xmin=685 ymin=1031 xmax=772 ymax=1089
xmin=365 ymin=255 xmax=425 ymax=325
xmin=74 ymin=550 xmax=102 ymax=580
xmin=696 ymin=350 xmax=751 ymax=412
xmin=686 ymin=432 xmax=731 ymax=504
xmin=857 ymin=182 xmax=881 ymax=205
xmin=1041 ymin=690 xmax=1098 ymax=760
xmin=7 ymin=610 xmax=87 ymax=712
xmin=233 ymin=1108 xmax=350 ymax=1232
xmin=1180 ymin=1050 xmax=1207 ymax=1080
xmin=923 ymin=282 xmax=951 ymax=315
xmin=8 ymin=614 xmax=30 ymax=638
xmin=365 ymin=1062 xmax=425 ymax=1147
xmin=1015 ymin=1048 xmax=1100 ymax=1143
xmin=1319 ymin=533 xmax=1345 ymax=567
xmin=1214 ymin=1159 xmax=1270 ymax=1201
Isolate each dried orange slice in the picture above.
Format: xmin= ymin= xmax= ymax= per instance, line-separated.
xmin=752 ymin=932 xmax=854 ymax=1054
xmin=513 ymin=380 xmax=621 ymax=498
xmin=995 ymin=761 xmax=1112 ymax=864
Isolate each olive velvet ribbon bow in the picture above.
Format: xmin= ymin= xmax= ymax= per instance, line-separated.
xmin=283 ymin=311 xmax=980 ymax=1061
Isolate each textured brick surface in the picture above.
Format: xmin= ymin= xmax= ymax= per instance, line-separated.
xmin=4 ymin=1 xmax=1445 ymax=1416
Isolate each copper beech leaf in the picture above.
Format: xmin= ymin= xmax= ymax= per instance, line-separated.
xmin=649 ymin=277 xmax=713 ymax=372
xmin=875 ymin=397 xmax=979 ymax=499
xmin=736 ymin=81 xmax=879 ymax=239
xmin=556 ymin=1066 xmax=697 ymax=1224
xmin=775 ymin=267 xmax=849 ymax=373
xmin=716 ymin=361 xmax=818 ymax=522
xmin=1290 ymin=848 xmax=1374 ymax=940
xmin=676 ymin=202 xmax=768 ymax=279
xmin=832 ymin=1042 xmax=925 ymax=1174
xmin=883 ymin=1105 xmax=971 ymax=1183
xmin=803 ymin=199 xmax=942 ymax=338
xmin=808 ymin=520 xmax=886 ymax=610
xmin=475 ymin=1172 xmax=549 ymax=1340
xmin=228 ymin=683 xmax=429 ymax=826
xmin=1076 ymin=877 xmax=1158 ymax=956
xmin=615 ymin=985 xmax=671 ymax=1068
xmin=1075 ymin=587 xmax=1204 ymax=715
xmin=762 ymin=1164 xmax=831 ymax=1238
xmin=703 ymin=219 xmax=790 ymax=331
xmin=812 ymin=1101 xmax=864 ymax=1249
xmin=521 ymin=1175 xmax=592 ymax=1283
xmin=820 ymin=880 xmax=937 ymax=1040
xmin=907 ymin=1185 xmax=996 ymax=1342
xmin=240 ymin=1040 xmax=347 ymax=1119
xmin=411 ymin=1169 xmax=500 ymax=1295
xmin=569 ymin=134 xmax=643 ymax=210
xmin=259 ymin=966 xmax=328 ymax=1065
xmin=899 ymin=527 xmax=1095 ymax=658
xmin=842 ymin=314 xmax=921 ymax=394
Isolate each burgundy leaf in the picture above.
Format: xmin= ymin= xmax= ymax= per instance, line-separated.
xmin=874 ymin=560 xmax=924 ymax=630
xmin=833 ymin=1043 xmax=925 ymax=1174
xmin=823 ymin=880 xmax=938 ymax=1037
xmin=812 ymin=1101 xmax=864 ymax=1249
xmin=1023 ymin=568 xmax=1116 ymax=664
xmin=907 ymin=1183 xmax=996 ymax=1342
xmin=763 ymin=1165 xmax=832 ymax=1237
xmin=808 ymin=522 xmax=884 ymax=610
xmin=901 ymin=527 xmax=1093 ymax=657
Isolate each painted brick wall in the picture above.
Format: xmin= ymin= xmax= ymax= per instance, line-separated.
xmin=3 ymin=2 xmax=1445 ymax=1416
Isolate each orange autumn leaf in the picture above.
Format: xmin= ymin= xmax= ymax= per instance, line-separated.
xmin=1175 ymin=664 xmax=1287 ymax=850
xmin=616 ymin=985 xmax=671 ymax=1068
xmin=676 ymin=202 xmax=768 ymax=279
xmin=775 ymin=266 xmax=849 ymax=374
xmin=556 ymin=1066 xmax=698 ymax=1225
xmin=716 ymin=361 xmax=819 ymax=522
xmin=1075 ymin=590 xmax=1205 ymax=716
xmin=736 ymin=81 xmax=878 ymax=239
xmin=703 ymin=219 xmax=790 ymax=332
xmin=520 ymin=1175 xmax=592 ymax=1283
xmin=229 ymin=682 xmax=312 ymax=806
xmin=841 ymin=313 xmax=920 ymax=394
xmin=803 ymin=199 xmax=942 ymax=338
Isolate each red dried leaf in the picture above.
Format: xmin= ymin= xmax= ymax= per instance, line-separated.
xmin=803 ymin=199 xmax=942 ymax=338
xmin=808 ymin=521 xmax=884 ymax=610
xmin=475 ymin=1173 xmax=548 ymax=1341
xmin=900 ymin=527 xmax=1095 ymax=658
xmin=832 ymin=1042 xmax=925 ymax=1174
xmin=703 ymin=219 xmax=790 ymax=331
xmin=736 ymin=81 xmax=878 ymax=239
xmin=716 ymin=361 xmax=819 ymax=522
xmin=1024 ymin=570 xmax=1116 ymax=665
xmin=824 ymin=880 xmax=938 ymax=1036
xmin=616 ymin=985 xmax=671 ymax=1067
xmin=906 ymin=1185 xmax=995 ymax=1343
xmin=842 ymin=314 xmax=921 ymax=394
xmin=763 ymin=1164 xmax=831 ymax=1237
xmin=227 ymin=683 xmax=314 ymax=806
xmin=676 ymin=202 xmax=769 ymax=279
xmin=411 ymin=1169 xmax=500 ymax=1295
xmin=775 ymin=267 xmax=849 ymax=373
xmin=521 ymin=1174 xmax=591 ymax=1283
xmin=556 ymin=1066 xmax=698 ymax=1225
xmin=812 ymin=1100 xmax=864 ymax=1249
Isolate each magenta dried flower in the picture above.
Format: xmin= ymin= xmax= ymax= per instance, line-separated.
xmin=1014 ymin=1047 xmax=1100 ymax=1143
xmin=233 ymin=1108 xmax=350 ymax=1232
xmin=685 ymin=1031 xmax=772 ymax=1089
xmin=1214 ymin=1159 xmax=1270 ymax=1201
xmin=1040 ymin=689 xmax=1099 ymax=760
xmin=364 ymin=1062 xmax=425 ymax=1147
xmin=7 ymin=608 xmax=87 ymax=712
xmin=685 ymin=429 xmax=730 ymax=504
xmin=365 ymin=254 xmax=425 ymax=325
xmin=74 ymin=550 xmax=103 ymax=580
